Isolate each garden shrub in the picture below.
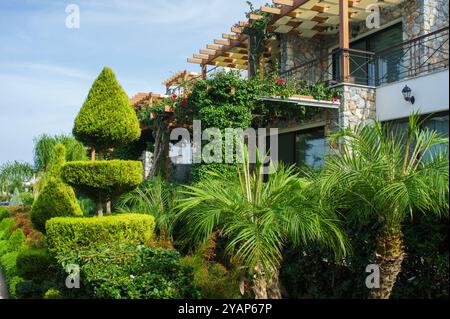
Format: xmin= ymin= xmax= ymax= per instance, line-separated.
xmin=0 ymin=217 xmax=14 ymax=240
xmin=181 ymin=255 xmax=242 ymax=299
xmin=16 ymin=248 xmax=55 ymax=283
xmin=8 ymin=229 xmax=26 ymax=252
xmin=44 ymin=288 xmax=62 ymax=299
xmin=57 ymin=243 xmax=200 ymax=299
xmin=8 ymin=276 xmax=25 ymax=299
xmin=46 ymin=214 xmax=155 ymax=256
xmin=0 ymin=240 xmax=8 ymax=255
xmin=15 ymin=280 xmax=43 ymax=299
xmin=19 ymin=193 xmax=34 ymax=208
xmin=0 ymin=207 xmax=8 ymax=221
xmin=0 ymin=251 xmax=19 ymax=280
xmin=62 ymin=161 xmax=143 ymax=198
xmin=30 ymin=177 xmax=83 ymax=233
xmin=73 ymin=67 xmax=141 ymax=150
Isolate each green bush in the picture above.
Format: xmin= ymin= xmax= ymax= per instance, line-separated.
xmin=0 ymin=207 xmax=9 ymax=221
xmin=15 ymin=280 xmax=43 ymax=299
xmin=46 ymin=214 xmax=155 ymax=256
xmin=62 ymin=161 xmax=143 ymax=198
xmin=73 ymin=67 xmax=141 ymax=150
xmin=181 ymin=255 xmax=242 ymax=299
xmin=44 ymin=288 xmax=62 ymax=299
xmin=57 ymin=243 xmax=200 ymax=299
xmin=0 ymin=217 xmax=14 ymax=240
xmin=0 ymin=251 xmax=19 ymax=280
xmin=0 ymin=240 xmax=8 ymax=255
xmin=8 ymin=276 xmax=25 ymax=299
xmin=8 ymin=229 xmax=26 ymax=252
xmin=19 ymin=193 xmax=34 ymax=207
xmin=30 ymin=177 xmax=83 ymax=233
xmin=16 ymin=248 xmax=55 ymax=283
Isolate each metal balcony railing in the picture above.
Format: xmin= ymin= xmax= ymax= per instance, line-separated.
xmin=280 ymin=27 xmax=449 ymax=87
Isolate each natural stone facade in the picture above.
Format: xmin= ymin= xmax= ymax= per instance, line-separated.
xmin=338 ymin=85 xmax=377 ymax=129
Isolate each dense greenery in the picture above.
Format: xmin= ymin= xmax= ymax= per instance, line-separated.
xmin=176 ymin=150 xmax=348 ymax=299
xmin=30 ymin=144 xmax=83 ymax=233
xmin=56 ymin=243 xmax=200 ymax=299
xmin=33 ymin=134 xmax=87 ymax=173
xmin=46 ymin=214 xmax=155 ymax=256
xmin=0 ymin=161 xmax=34 ymax=194
xmin=16 ymin=248 xmax=55 ymax=283
xmin=0 ymin=207 xmax=8 ymax=221
xmin=73 ymin=67 xmax=141 ymax=151
xmin=317 ymin=114 xmax=449 ymax=298
xmin=62 ymin=160 xmax=143 ymax=199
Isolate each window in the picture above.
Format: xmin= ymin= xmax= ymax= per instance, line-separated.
xmin=276 ymin=127 xmax=328 ymax=169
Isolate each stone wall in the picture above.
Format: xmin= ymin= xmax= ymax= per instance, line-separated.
xmin=337 ymin=84 xmax=377 ymax=129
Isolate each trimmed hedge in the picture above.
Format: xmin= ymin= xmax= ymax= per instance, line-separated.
xmin=73 ymin=67 xmax=141 ymax=150
xmin=62 ymin=160 xmax=143 ymax=198
xmin=0 ymin=207 xmax=9 ymax=221
xmin=30 ymin=177 xmax=83 ymax=233
xmin=46 ymin=214 xmax=155 ymax=256
xmin=16 ymin=248 xmax=55 ymax=283
xmin=0 ymin=217 xmax=14 ymax=240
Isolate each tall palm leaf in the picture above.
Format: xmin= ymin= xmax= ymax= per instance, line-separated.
xmin=176 ymin=149 xmax=348 ymax=299
xmin=319 ymin=112 xmax=449 ymax=299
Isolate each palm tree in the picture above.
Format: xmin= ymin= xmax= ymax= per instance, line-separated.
xmin=318 ymin=113 xmax=449 ymax=299
xmin=176 ymin=150 xmax=348 ymax=299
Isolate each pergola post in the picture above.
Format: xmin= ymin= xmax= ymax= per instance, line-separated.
xmin=201 ymin=64 xmax=207 ymax=80
xmin=339 ymin=0 xmax=350 ymax=83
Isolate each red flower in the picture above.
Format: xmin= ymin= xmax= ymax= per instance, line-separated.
xmin=276 ymin=79 xmax=285 ymax=85
xmin=171 ymin=94 xmax=178 ymax=101
xmin=180 ymin=98 xmax=188 ymax=106
xmin=332 ymin=96 xmax=340 ymax=103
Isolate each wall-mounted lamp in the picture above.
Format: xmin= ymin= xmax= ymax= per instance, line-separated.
xmin=402 ymin=85 xmax=415 ymax=105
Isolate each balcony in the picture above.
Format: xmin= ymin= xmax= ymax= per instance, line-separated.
xmin=280 ymin=28 xmax=449 ymax=88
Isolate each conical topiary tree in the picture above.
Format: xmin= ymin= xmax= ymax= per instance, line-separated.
xmin=67 ymin=67 xmax=142 ymax=216
xmin=31 ymin=144 xmax=83 ymax=233
xmin=73 ymin=67 xmax=141 ymax=154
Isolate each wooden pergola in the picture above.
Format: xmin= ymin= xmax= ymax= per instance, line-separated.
xmin=188 ymin=0 xmax=403 ymax=82
xmin=162 ymin=70 xmax=200 ymax=93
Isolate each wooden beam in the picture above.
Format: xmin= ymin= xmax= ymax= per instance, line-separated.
xmin=187 ymin=58 xmax=203 ymax=64
xmin=339 ymin=0 xmax=350 ymax=83
xmin=200 ymin=49 xmax=216 ymax=56
xmin=268 ymin=0 xmax=310 ymax=26
xmin=194 ymin=54 xmax=209 ymax=60
xmin=261 ymin=6 xmax=281 ymax=14
xmin=202 ymin=64 xmax=207 ymax=80
xmin=214 ymin=39 xmax=231 ymax=46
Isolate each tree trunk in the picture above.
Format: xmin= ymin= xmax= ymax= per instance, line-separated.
xmin=97 ymin=192 xmax=103 ymax=217
xmin=90 ymin=147 xmax=95 ymax=161
xmin=106 ymin=194 xmax=111 ymax=215
xmin=252 ymin=264 xmax=282 ymax=299
xmin=369 ymin=229 xmax=405 ymax=299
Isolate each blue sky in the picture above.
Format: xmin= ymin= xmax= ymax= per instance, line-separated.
xmin=0 ymin=0 xmax=266 ymax=165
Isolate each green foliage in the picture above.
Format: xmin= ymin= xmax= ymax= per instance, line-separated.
xmin=8 ymin=276 xmax=25 ymax=299
xmin=30 ymin=177 xmax=83 ymax=233
xmin=57 ymin=243 xmax=200 ymax=299
xmin=46 ymin=214 xmax=155 ymax=256
xmin=19 ymin=193 xmax=34 ymax=207
xmin=116 ymin=177 xmax=179 ymax=240
xmin=176 ymin=149 xmax=348 ymax=296
xmin=15 ymin=280 xmax=43 ymax=299
xmin=0 ymin=161 xmax=34 ymax=194
xmin=0 ymin=251 xmax=19 ymax=280
xmin=16 ymin=248 xmax=55 ymax=283
xmin=44 ymin=288 xmax=62 ymax=299
xmin=181 ymin=255 xmax=242 ymax=299
xmin=0 ymin=207 xmax=8 ymax=221
xmin=73 ymin=67 xmax=141 ymax=150
xmin=61 ymin=160 xmax=143 ymax=199
xmin=8 ymin=229 xmax=26 ymax=252
xmin=9 ymin=187 xmax=23 ymax=206
xmin=33 ymin=134 xmax=87 ymax=173
xmin=0 ymin=217 xmax=14 ymax=240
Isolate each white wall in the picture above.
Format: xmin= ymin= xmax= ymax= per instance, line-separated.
xmin=376 ymin=70 xmax=449 ymax=121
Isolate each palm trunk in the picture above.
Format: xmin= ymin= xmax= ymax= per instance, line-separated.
xmin=369 ymin=228 xmax=405 ymax=299
xmin=252 ymin=264 xmax=282 ymax=299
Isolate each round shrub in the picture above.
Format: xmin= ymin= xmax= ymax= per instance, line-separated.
xmin=8 ymin=229 xmax=26 ymax=252
xmin=73 ymin=67 xmax=141 ymax=150
xmin=44 ymin=288 xmax=62 ymax=299
xmin=62 ymin=160 xmax=143 ymax=198
xmin=8 ymin=276 xmax=25 ymax=299
xmin=16 ymin=248 xmax=55 ymax=283
xmin=0 ymin=207 xmax=9 ymax=221
xmin=30 ymin=177 xmax=83 ymax=233
xmin=46 ymin=214 xmax=155 ymax=256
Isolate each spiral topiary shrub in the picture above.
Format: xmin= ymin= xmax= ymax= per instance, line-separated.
xmin=30 ymin=177 xmax=83 ymax=233
xmin=62 ymin=161 xmax=143 ymax=198
xmin=73 ymin=67 xmax=141 ymax=150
